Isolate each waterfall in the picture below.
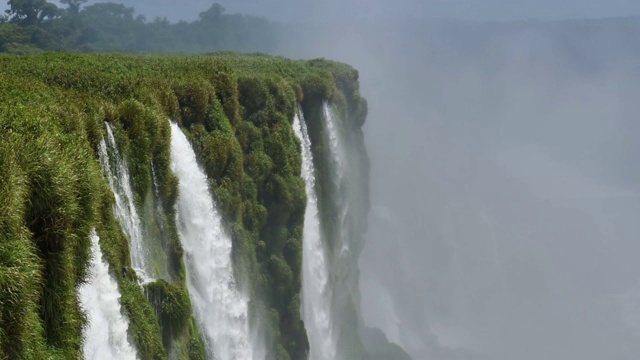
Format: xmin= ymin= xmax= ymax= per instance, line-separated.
xmin=321 ymin=102 xmax=366 ymax=359
xmin=323 ymin=103 xmax=345 ymax=180
xmin=169 ymin=122 xmax=253 ymax=360
xmin=323 ymin=103 xmax=350 ymax=252
xmin=79 ymin=229 xmax=138 ymax=360
xmin=99 ymin=123 xmax=150 ymax=283
xmin=294 ymin=111 xmax=337 ymax=360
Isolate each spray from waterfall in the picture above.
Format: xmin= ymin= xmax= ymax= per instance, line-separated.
xmin=99 ymin=123 xmax=150 ymax=283
xmin=320 ymin=101 xmax=371 ymax=360
xmin=169 ymin=122 xmax=253 ymax=360
xmin=323 ymin=103 xmax=345 ymax=180
xmin=294 ymin=111 xmax=337 ymax=360
xmin=79 ymin=229 xmax=138 ymax=360
xmin=323 ymin=103 xmax=351 ymax=255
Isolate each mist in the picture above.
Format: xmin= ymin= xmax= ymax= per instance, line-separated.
xmin=271 ymin=11 xmax=640 ymax=360
xmin=5 ymin=0 xmax=640 ymax=22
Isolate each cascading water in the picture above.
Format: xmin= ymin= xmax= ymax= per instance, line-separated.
xmin=79 ymin=229 xmax=138 ymax=360
xmin=320 ymin=102 xmax=363 ymax=360
xmin=323 ymin=103 xmax=351 ymax=254
xmin=323 ymin=103 xmax=345 ymax=180
xmin=169 ymin=122 xmax=253 ymax=360
xmin=99 ymin=123 xmax=150 ymax=282
xmin=293 ymin=111 xmax=337 ymax=360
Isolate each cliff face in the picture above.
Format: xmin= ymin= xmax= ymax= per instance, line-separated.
xmin=0 ymin=53 xmax=368 ymax=360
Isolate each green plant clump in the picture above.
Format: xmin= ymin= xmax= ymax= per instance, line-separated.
xmin=0 ymin=52 xmax=367 ymax=359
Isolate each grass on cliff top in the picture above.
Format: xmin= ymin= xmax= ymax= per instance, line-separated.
xmin=0 ymin=52 xmax=358 ymax=98
xmin=0 ymin=52 xmax=365 ymax=360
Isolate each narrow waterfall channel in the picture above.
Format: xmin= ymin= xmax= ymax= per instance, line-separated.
xmin=79 ymin=230 xmax=138 ymax=360
xmin=322 ymin=102 xmax=350 ymax=253
xmin=169 ymin=122 xmax=253 ymax=360
xmin=323 ymin=102 xmax=345 ymax=181
xmin=99 ymin=123 xmax=150 ymax=282
xmin=294 ymin=111 xmax=337 ymax=360
xmin=321 ymin=101 xmax=362 ymax=360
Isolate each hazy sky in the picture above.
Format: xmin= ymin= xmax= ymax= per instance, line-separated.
xmin=3 ymin=0 xmax=640 ymax=22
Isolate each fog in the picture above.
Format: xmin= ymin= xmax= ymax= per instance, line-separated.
xmin=4 ymin=0 xmax=640 ymax=22
xmin=272 ymin=14 xmax=640 ymax=360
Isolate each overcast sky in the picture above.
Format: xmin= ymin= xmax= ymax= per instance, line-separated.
xmin=3 ymin=0 xmax=640 ymax=22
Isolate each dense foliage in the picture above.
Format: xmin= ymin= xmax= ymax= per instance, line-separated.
xmin=0 ymin=1 xmax=281 ymax=54
xmin=0 ymin=53 xmax=366 ymax=359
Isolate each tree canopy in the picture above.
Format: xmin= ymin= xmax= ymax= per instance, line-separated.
xmin=0 ymin=1 xmax=281 ymax=53
xmin=6 ymin=0 xmax=58 ymax=25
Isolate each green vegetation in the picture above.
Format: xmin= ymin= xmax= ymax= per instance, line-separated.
xmin=0 ymin=92 xmax=99 ymax=359
xmin=0 ymin=52 xmax=367 ymax=359
xmin=0 ymin=1 xmax=280 ymax=54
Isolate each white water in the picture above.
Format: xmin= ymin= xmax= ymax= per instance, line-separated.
xmin=323 ymin=103 xmax=350 ymax=245
xmin=294 ymin=112 xmax=337 ymax=360
xmin=169 ymin=122 xmax=253 ymax=360
xmin=99 ymin=123 xmax=150 ymax=282
xmin=322 ymin=103 xmax=345 ymax=180
xmin=320 ymin=102 xmax=363 ymax=360
xmin=321 ymin=102 xmax=344 ymax=347
xmin=323 ymin=102 xmax=350 ymax=249
xmin=79 ymin=230 xmax=138 ymax=360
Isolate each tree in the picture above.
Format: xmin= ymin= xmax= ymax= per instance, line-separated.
xmin=0 ymin=23 xmax=27 ymax=51
xmin=59 ymin=0 xmax=86 ymax=14
xmin=198 ymin=3 xmax=225 ymax=23
xmin=78 ymin=3 xmax=140 ymax=51
xmin=6 ymin=0 xmax=58 ymax=25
